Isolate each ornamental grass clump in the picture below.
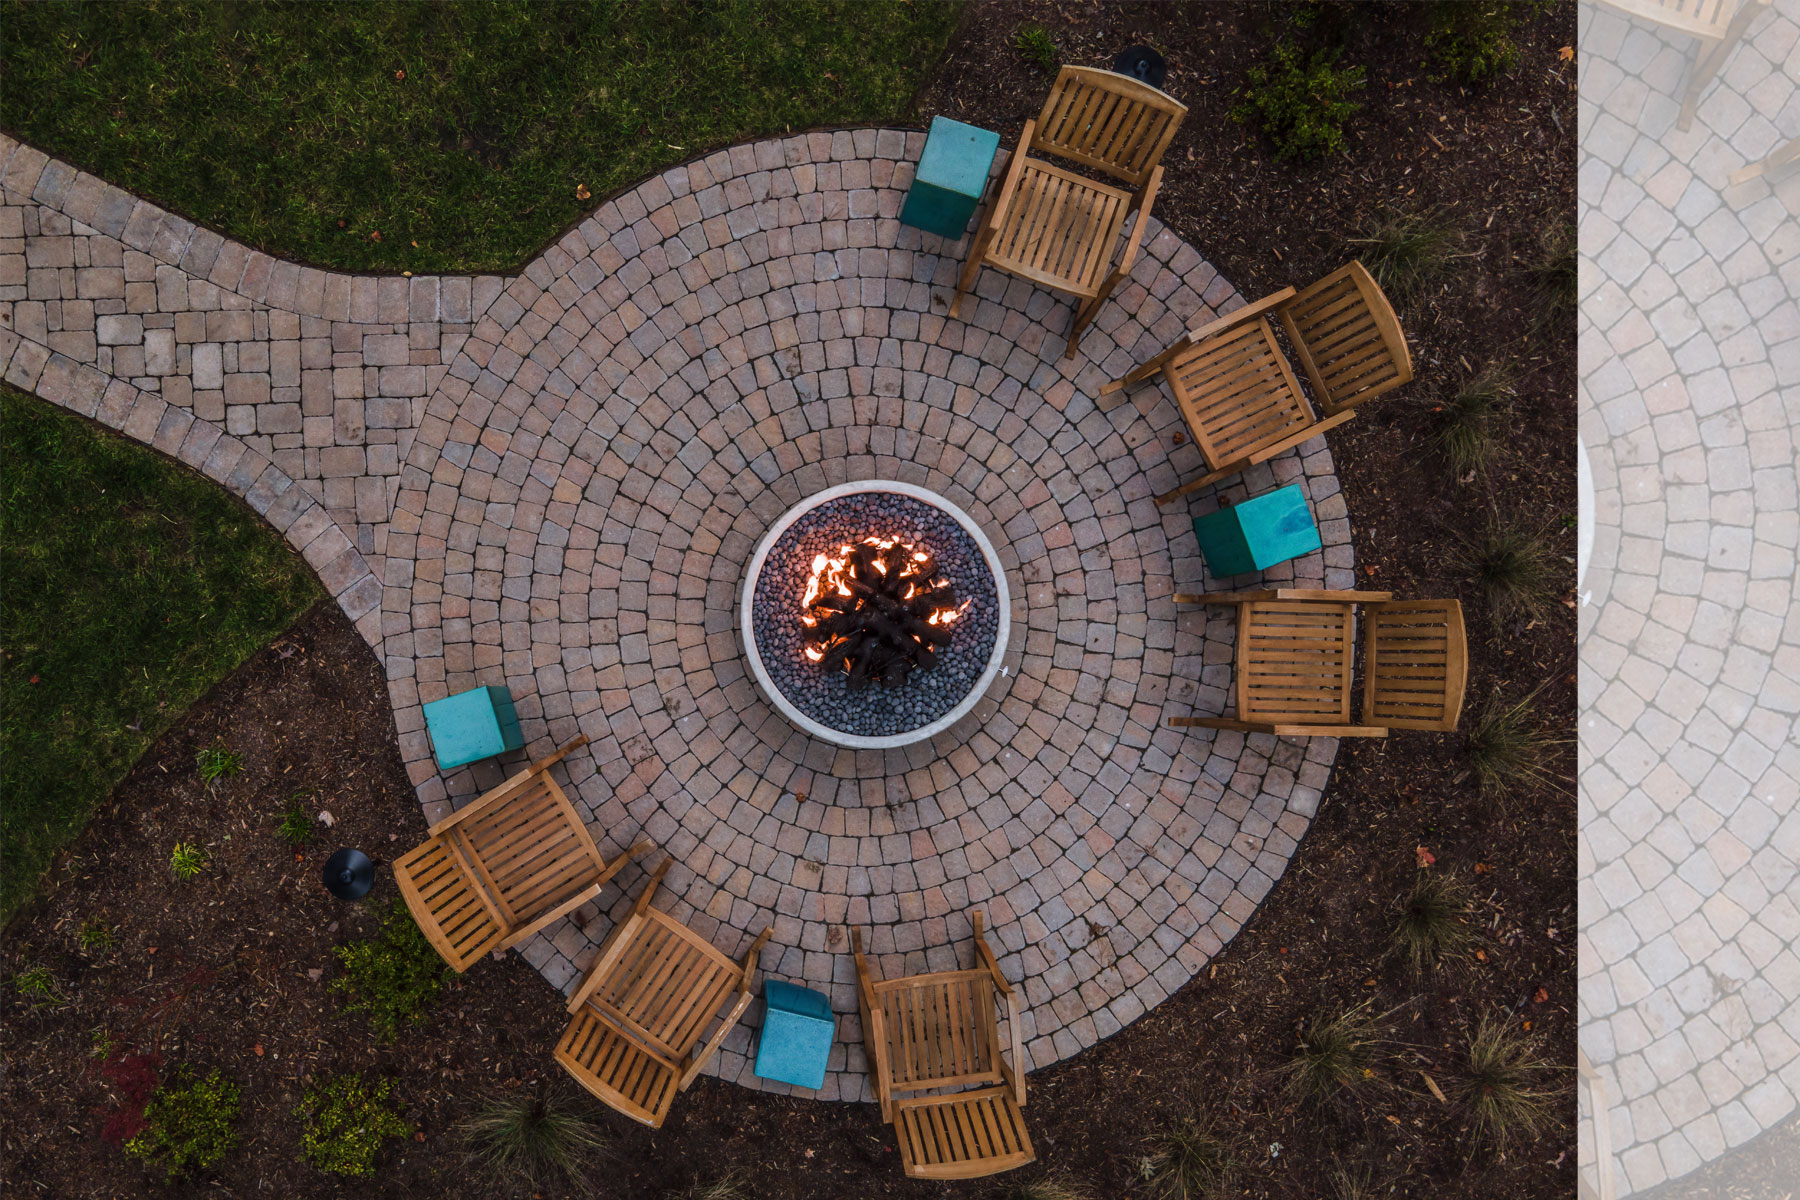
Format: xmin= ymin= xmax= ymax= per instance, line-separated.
xmin=1452 ymin=517 xmax=1555 ymax=626
xmin=1426 ymin=364 xmax=1514 ymax=478
xmin=296 ymin=1073 xmax=410 ymax=1178
xmin=1461 ymin=685 xmax=1566 ymax=801
xmin=1140 ymin=1118 xmax=1235 ymax=1199
xmin=1283 ymin=1000 xmax=1384 ymax=1104
xmin=461 ymin=1085 xmax=610 ymax=1193
xmin=169 ymin=841 xmax=206 ymax=881
xmin=1349 ymin=208 xmax=1464 ymax=301
xmin=1393 ymin=872 xmax=1477 ymax=977
xmin=330 ymin=898 xmax=447 ymax=1041
xmin=194 ymin=743 xmax=243 ymax=787
xmin=123 ymin=1064 xmax=241 ymax=1179
xmin=1458 ymin=1016 xmax=1559 ymax=1153
xmin=1003 ymin=1175 xmax=1097 ymax=1200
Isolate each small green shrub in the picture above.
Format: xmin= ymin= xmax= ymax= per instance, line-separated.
xmin=195 ymin=744 xmax=243 ymax=787
xmin=1393 ymin=872 xmax=1476 ymax=976
xmin=462 ymin=1086 xmax=610 ymax=1192
xmin=1458 ymin=1016 xmax=1558 ymax=1152
xmin=1350 ymin=208 xmax=1464 ymax=300
xmin=124 ymin=1063 xmax=241 ymax=1179
xmin=277 ymin=796 xmax=314 ymax=846
xmin=91 ymin=1025 xmax=117 ymax=1060
xmin=1453 ymin=518 xmax=1555 ymax=625
xmin=296 ymin=1073 xmax=410 ymax=1178
xmin=1283 ymin=1001 xmax=1383 ymax=1104
xmin=1140 ymin=1118 xmax=1235 ymax=1199
xmin=1427 ymin=364 xmax=1514 ymax=477
xmin=1426 ymin=1 xmax=1553 ymax=85
xmin=1462 ymin=686 xmax=1565 ymax=800
xmin=169 ymin=842 xmax=206 ymax=881
xmin=12 ymin=963 xmax=64 ymax=1009
xmin=80 ymin=918 xmax=118 ymax=952
xmin=1012 ymin=24 xmax=1059 ymax=74
xmin=330 ymin=898 xmax=448 ymax=1041
xmin=1230 ymin=40 xmax=1366 ymax=162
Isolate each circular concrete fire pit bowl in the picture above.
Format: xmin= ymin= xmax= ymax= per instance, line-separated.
xmin=740 ymin=480 xmax=1010 ymax=750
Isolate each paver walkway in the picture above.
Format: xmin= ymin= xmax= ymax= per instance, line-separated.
xmin=0 ymin=128 xmax=1353 ymax=1098
xmin=1578 ymin=0 xmax=1800 ymax=1192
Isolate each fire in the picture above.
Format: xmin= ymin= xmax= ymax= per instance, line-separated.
xmin=797 ymin=535 xmax=970 ymax=689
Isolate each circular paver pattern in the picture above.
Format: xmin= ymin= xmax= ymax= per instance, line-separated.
xmin=385 ymin=129 xmax=1354 ymax=1098
xmin=0 ymin=126 xmax=1354 ymax=1102
xmin=1578 ymin=1 xmax=1800 ymax=1193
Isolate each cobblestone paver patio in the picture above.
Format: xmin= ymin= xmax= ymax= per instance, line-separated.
xmin=0 ymin=128 xmax=1355 ymax=1099
xmin=1578 ymin=0 xmax=1800 ymax=1192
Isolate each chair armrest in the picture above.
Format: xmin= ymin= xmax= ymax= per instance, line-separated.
xmin=1266 ymin=588 xmax=1394 ymax=602
xmin=564 ymin=858 xmax=670 ymax=1014
xmin=981 ymin=120 xmax=1036 ymax=236
xmin=1108 ymin=163 xmax=1163 ymax=283
xmin=737 ymin=927 xmax=773 ymax=994
xmin=970 ymin=910 xmax=1014 ymax=998
xmin=1179 ymin=286 xmax=1298 ymax=347
xmin=1173 ymin=588 xmax=1278 ymax=605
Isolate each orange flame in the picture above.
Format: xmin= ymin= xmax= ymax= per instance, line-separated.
xmin=798 ymin=535 xmax=964 ymax=670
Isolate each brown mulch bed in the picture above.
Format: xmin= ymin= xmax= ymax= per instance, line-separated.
xmin=2 ymin=3 xmax=1576 ymax=1197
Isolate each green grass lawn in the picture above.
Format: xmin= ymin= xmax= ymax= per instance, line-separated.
xmin=0 ymin=388 xmax=322 ymax=922
xmin=0 ymin=0 xmax=960 ymax=274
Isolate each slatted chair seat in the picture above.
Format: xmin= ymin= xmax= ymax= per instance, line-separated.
xmin=983 ymin=161 xmax=1133 ymax=297
xmin=555 ymin=860 xmax=770 ymax=1128
xmin=395 ymin=735 xmax=646 ymax=973
xmin=1238 ymin=598 xmax=1355 ymax=726
xmin=949 ymin=65 xmax=1186 ymax=358
xmin=1167 ymin=589 xmax=1467 ymax=738
xmin=893 ymin=1086 xmax=1035 ymax=1180
xmin=854 ymin=914 xmax=1034 ymax=1180
xmin=1595 ymin=0 xmax=1770 ymax=130
xmin=1105 ymin=261 xmax=1411 ymax=506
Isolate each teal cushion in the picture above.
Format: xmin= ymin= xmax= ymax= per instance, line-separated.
xmin=754 ymin=980 xmax=835 ymax=1090
xmin=422 ymin=685 xmax=524 ymax=770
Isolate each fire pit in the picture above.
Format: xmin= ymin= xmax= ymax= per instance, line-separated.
xmin=741 ymin=481 xmax=1009 ymax=749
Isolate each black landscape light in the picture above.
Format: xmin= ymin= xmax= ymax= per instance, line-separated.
xmin=1113 ymin=45 xmax=1168 ymax=91
xmin=322 ymin=848 xmax=375 ymax=900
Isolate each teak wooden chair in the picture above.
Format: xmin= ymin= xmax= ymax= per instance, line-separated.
xmin=1168 ymin=589 xmax=1466 ymax=738
xmin=1595 ymin=0 xmax=1771 ymax=131
xmin=394 ymin=735 xmax=648 ymax=973
xmin=948 ymin=65 xmax=1187 ymax=358
xmin=852 ymin=913 xmax=1034 ymax=1180
xmin=555 ymin=860 xmax=771 ymax=1128
xmin=1103 ymin=261 xmax=1412 ymax=506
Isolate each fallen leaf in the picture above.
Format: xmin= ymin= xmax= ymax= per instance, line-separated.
xmin=1172 ymin=431 xmax=1185 ymax=445
xmin=1558 ymin=45 xmax=1574 ymax=62
xmin=414 ymin=1131 xmax=426 ymax=1142
xmin=395 ymin=69 xmax=406 ymax=80
xmin=1533 ymin=987 xmax=1549 ymax=1004
xmin=317 ymin=810 xmax=335 ymax=827
xmin=253 ymin=1043 xmax=264 ymax=1057
xmin=1415 ymin=845 xmax=1436 ymax=869
xmin=1473 ymin=861 xmax=1492 ymax=875
xmin=1475 ymin=949 xmax=1489 ymax=963
xmin=28 ymin=675 xmax=39 ymax=684
xmin=369 ymin=230 xmax=381 ymax=242
xmin=1419 ymin=1071 xmax=1447 ymax=1103
xmin=307 ymin=967 xmax=324 ymax=982
xmin=576 ymin=183 xmax=592 ymax=201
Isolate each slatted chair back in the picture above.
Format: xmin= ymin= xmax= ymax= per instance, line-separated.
xmin=556 ymin=859 xmax=771 ymax=1128
xmin=1278 ymin=261 xmax=1412 ymax=416
xmin=395 ymin=735 xmax=640 ymax=974
xmin=852 ymin=913 xmax=1034 ymax=1180
xmin=870 ymin=970 xmax=1003 ymax=1094
xmin=1238 ymin=597 xmax=1355 ymax=726
xmin=1363 ymin=599 xmax=1467 ymax=731
xmin=1169 ymin=317 xmax=1316 ymax=470
xmin=1031 ymin=65 xmax=1187 ymax=187
xmin=1597 ymin=0 xmax=1750 ymax=39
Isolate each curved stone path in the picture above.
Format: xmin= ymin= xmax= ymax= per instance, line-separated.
xmin=0 ymin=128 xmax=1353 ymax=1099
xmin=1577 ymin=0 xmax=1800 ymax=1193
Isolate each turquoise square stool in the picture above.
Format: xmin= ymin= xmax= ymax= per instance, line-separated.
xmin=900 ymin=116 xmax=1001 ymax=240
xmin=422 ymin=685 xmax=525 ymax=771
xmin=1193 ymin=484 xmax=1322 ymax=578
xmin=754 ymin=980 xmax=835 ymax=1090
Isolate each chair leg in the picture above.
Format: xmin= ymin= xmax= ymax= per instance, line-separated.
xmin=948 ymin=226 xmax=994 ymax=321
